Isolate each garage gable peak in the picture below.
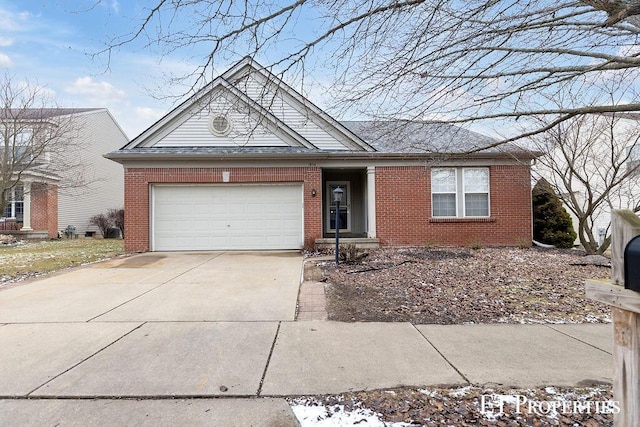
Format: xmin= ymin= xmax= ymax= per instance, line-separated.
xmin=124 ymin=58 xmax=374 ymax=152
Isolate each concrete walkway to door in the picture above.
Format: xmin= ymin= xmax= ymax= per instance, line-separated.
xmin=0 ymin=251 xmax=613 ymax=426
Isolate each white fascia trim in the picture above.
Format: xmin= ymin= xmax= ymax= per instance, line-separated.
xmin=123 ymin=77 xmax=227 ymax=149
xmin=124 ymin=75 xmax=316 ymax=150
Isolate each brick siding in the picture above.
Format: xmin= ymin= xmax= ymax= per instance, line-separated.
xmin=123 ymin=167 xmax=323 ymax=252
xmin=30 ymin=182 xmax=58 ymax=238
xmin=124 ymin=164 xmax=532 ymax=252
xmin=375 ymin=165 xmax=532 ymax=246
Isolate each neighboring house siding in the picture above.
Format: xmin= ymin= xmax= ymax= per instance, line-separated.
xmin=31 ymin=183 xmax=58 ymax=238
xmin=375 ymin=165 xmax=532 ymax=246
xmin=123 ymin=167 xmax=322 ymax=252
xmin=57 ymin=110 xmax=127 ymax=236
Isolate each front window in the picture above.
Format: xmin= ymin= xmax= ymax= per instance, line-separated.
xmin=463 ymin=168 xmax=490 ymax=216
xmin=432 ymin=168 xmax=490 ymax=218
xmin=2 ymin=185 xmax=24 ymax=221
xmin=432 ymin=168 xmax=457 ymax=217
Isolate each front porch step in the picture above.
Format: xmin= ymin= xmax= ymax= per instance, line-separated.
xmin=315 ymin=237 xmax=380 ymax=250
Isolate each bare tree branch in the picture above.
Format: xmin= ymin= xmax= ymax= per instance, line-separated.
xmin=99 ymin=0 xmax=640 ymax=143
xmin=0 ymin=74 xmax=89 ymax=212
xmin=531 ymin=110 xmax=640 ymax=254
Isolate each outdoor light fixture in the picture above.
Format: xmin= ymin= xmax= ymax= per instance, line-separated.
xmin=333 ymin=186 xmax=344 ymax=266
xmin=311 ymin=188 xmax=317 ymax=197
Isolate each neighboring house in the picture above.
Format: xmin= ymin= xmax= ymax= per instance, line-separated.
xmin=106 ymin=57 xmax=538 ymax=252
xmin=1 ymin=109 xmax=127 ymax=238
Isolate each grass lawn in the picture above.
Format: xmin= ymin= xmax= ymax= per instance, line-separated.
xmin=0 ymin=238 xmax=126 ymax=283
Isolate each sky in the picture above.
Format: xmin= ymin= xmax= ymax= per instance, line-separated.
xmin=2 ymin=1 xmax=636 ymax=144
xmin=0 ymin=1 xmax=235 ymax=139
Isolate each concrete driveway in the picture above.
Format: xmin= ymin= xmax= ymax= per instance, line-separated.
xmin=0 ymin=251 xmax=303 ymax=322
xmin=0 ymin=251 xmax=305 ymax=425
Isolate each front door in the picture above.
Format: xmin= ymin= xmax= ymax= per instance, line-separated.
xmin=326 ymin=181 xmax=351 ymax=232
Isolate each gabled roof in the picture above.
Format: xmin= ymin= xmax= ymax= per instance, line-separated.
xmin=108 ymin=57 xmax=539 ymax=162
xmin=220 ymin=57 xmax=375 ymax=152
xmin=123 ymin=57 xmax=374 ymax=152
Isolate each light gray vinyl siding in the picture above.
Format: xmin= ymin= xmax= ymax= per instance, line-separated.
xmin=57 ymin=110 xmax=126 ymax=236
xmin=154 ymin=93 xmax=289 ymax=147
xmin=237 ymin=74 xmax=350 ymax=150
xmin=150 ymin=74 xmax=352 ymax=151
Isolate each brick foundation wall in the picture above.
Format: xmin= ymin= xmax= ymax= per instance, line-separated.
xmin=123 ymin=167 xmax=322 ymax=252
xmin=375 ymin=165 xmax=532 ymax=247
xmin=30 ymin=183 xmax=58 ymax=238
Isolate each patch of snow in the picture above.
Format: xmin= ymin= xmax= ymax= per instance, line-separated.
xmin=532 ymin=240 xmax=555 ymax=248
xmin=290 ymin=401 xmax=411 ymax=427
xmin=448 ymin=386 xmax=473 ymax=397
xmin=418 ymin=389 xmax=439 ymax=397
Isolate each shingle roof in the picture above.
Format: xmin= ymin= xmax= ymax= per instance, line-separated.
xmin=107 ymin=119 xmax=541 ymax=161
xmin=0 ymin=108 xmax=101 ymax=120
xmin=340 ymin=120 xmax=513 ymax=154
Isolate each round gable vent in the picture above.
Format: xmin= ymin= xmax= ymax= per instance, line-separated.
xmin=209 ymin=114 xmax=233 ymax=136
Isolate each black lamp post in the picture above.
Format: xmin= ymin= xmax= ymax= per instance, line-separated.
xmin=333 ymin=186 xmax=344 ymax=266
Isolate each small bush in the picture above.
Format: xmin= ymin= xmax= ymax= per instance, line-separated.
xmin=339 ymin=244 xmax=368 ymax=264
xmin=88 ymin=214 xmax=111 ymax=237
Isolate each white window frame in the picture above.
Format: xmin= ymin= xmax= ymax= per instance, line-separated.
xmin=431 ymin=168 xmax=457 ymax=217
xmin=432 ymin=167 xmax=490 ymax=218
xmin=462 ymin=168 xmax=490 ymax=217
xmin=2 ymin=185 xmax=24 ymax=220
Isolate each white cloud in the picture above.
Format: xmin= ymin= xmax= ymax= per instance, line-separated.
xmin=0 ymin=37 xmax=13 ymax=47
xmin=65 ymin=76 xmax=126 ymax=102
xmin=0 ymin=52 xmax=13 ymax=67
xmin=0 ymin=8 xmax=31 ymax=32
xmin=134 ymin=106 xmax=164 ymax=123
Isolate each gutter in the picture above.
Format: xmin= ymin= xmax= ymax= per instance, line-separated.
xmin=104 ymin=150 xmax=542 ymax=164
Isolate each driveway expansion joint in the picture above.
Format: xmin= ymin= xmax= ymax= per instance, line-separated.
xmin=25 ymin=322 xmax=147 ymax=397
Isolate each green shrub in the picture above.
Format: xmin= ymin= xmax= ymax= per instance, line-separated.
xmin=532 ymin=178 xmax=576 ymax=248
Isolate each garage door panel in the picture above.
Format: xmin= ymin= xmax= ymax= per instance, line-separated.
xmin=152 ymin=185 xmax=303 ymax=251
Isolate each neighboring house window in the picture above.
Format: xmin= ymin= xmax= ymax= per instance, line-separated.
xmin=2 ymin=185 xmax=24 ymax=221
xmin=14 ymin=129 xmax=34 ymax=163
xmin=2 ymin=127 xmax=34 ymax=164
xmin=431 ymin=168 xmax=490 ymax=217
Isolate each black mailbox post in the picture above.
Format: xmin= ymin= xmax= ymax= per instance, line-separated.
xmin=624 ymin=235 xmax=640 ymax=291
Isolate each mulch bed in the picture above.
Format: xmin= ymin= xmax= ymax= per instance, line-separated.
xmin=321 ymin=247 xmax=611 ymax=325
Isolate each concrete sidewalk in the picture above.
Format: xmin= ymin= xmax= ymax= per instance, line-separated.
xmin=0 ymin=252 xmax=613 ymax=425
xmin=0 ymin=321 xmax=612 ymax=425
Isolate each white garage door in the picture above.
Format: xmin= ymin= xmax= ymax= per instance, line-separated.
xmin=152 ymin=184 xmax=303 ymax=251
